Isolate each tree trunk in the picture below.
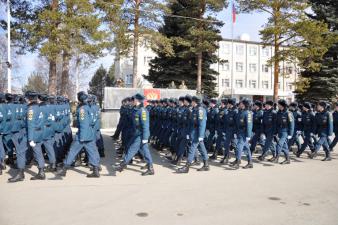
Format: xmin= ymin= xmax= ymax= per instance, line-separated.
xmin=132 ymin=0 xmax=140 ymax=88
xmin=196 ymin=52 xmax=202 ymax=94
xmin=48 ymin=0 xmax=58 ymax=95
xmin=61 ymin=52 xmax=70 ymax=96
xmin=48 ymin=60 xmax=57 ymax=95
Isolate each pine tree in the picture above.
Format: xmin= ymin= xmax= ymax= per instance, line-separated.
xmin=145 ymin=0 xmax=226 ymax=97
xmin=296 ymin=0 xmax=338 ymax=102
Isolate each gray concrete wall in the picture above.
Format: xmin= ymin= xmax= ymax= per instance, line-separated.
xmin=101 ymin=87 xmax=196 ymax=129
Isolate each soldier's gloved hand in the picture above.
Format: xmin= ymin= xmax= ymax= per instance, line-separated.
xmin=260 ymin=134 xmax=266 ymax=140
xmin=198 ymin=137 xmax=204 ymax=142
xmin=296 ymin=131 xmax=302 ymax=135
xmin=29 ymin=141 xmax=36 ymax=147
xmin=234 ymin=134 xmax=237 ymax=139
xmin=310 ymin=133 xmax=314 ymax=137
xmin=246 ymin=137 xmax=251 ymax=142
xmin=142 ymin=140 xmax=148 ymax=144
xmin=287 ymin=136 xmax=292 ymax=140
xmin=186 ymin=135 xmax=190 ymax=140
xmin=222 ymin=132 xmax=225 ymax=136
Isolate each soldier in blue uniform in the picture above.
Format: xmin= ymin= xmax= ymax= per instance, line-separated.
xmin=114 ymin=94 xmax=155 ymax=176
xmin=57 ymin=91 xmax=101 ymax=178
xmin=288 ymin=102 xmax=302 ymax=154
xmin=177 ymin=96 xmax=209 ymax=173
xmin=329 ymin=102 xmax=338 ymax=151
xmin=0 ymin=93 xmax=6 ymax=175
xmin=309 ymin=101 xmax=333 ymax=161
xmin=39 ymin=94 xmax=57 ymax=172
xmin=220 ymin=98 xmax=237 ymax=164
xmin=213 ymin=98 xmax=227 ymax=161
xmin=231 ymin=99 xmax=253 ymax=169
xmin=2 ymin=93 xmax=15 ymax=166
xmin=274 ymin=99 xmax=295 ymax=164
xmin=250 ymin=101 xmax=264 ymax=154
xmin=296 ymin=102 xmax=316 ymax=157
xmin=9 ymin=91 xmax=45 ymax=182
xmin=91 ymin=95 xmax=105 ymax=157
xmin=206 ymin=99 xmax=218 ymax=154
xmin=258 ymin=101 xmax=277 ymax=161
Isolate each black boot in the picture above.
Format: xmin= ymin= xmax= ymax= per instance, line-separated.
xmin=31 ymin=168 xmax=46 ymax=180
xmin=243 ymin=162 xmax=253 ymax=169
xmin=87 ymin=166 xmax=100 ymax=178
xmin=322 ymin=152 xmax=332 ymax=161
xmin=0 ymin=160 xmax=6 ymax=170
xmin=8 ymin=169 xmax=25 ymax=182
xmin=220 ymin=154 xmax=229 ymax=164
xmin=57 ymin=166 xmax=68 ymax=177
xmin=45 ymin=163 xmax=57 ymax=172
xmin=141 ymin=164 xmax=155 ymax=176
xmin=197 ymin=160 xmax=210 ymax=171
xmin=176 ymin=163 xmax=191 ymax=173
xmin=257 ymin=155 xmax=265 ymax=161
xmin=230 ymin=159 xmax=241 ymax=169
xmin=192 ymin=157 xmax=201 ymax=166
xmin=140 ymin=164 xmax=149 ymax=170
xmin=114 ymin=162 xmax=127 ymax=172
xmin=280 ymin=156 xmax=290 ymax=165
xmin=308 ymin=151 xmax=317 ymax=159
xmin=272 ymin=155 xmax=279 ymax=163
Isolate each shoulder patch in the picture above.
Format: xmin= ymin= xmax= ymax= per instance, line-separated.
xmin=80 ymin=108 xmax=85 ymax=120
xmin=248 ymin=111 xmax=252 ymax=123
xmin=142 ymin=110 xmax=147 ymax=121
xmin=288 ymin=112 xmax=293 ymax=122
xmin=329 ymin=112 xmax=333 ymax=122
xmin=28 ymin=108 xmax=33 ymax=121
xmin=199 ymin=109 xmax=204 ymax=120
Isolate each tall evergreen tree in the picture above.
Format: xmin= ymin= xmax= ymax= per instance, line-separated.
xmin=296 ymin=0 xmax=338 ymax=102
xmin=145 ymin=0 xmax=226 ymax=97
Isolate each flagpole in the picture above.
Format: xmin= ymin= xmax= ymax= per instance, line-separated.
xmin=230 ymin=2 xmax=234 ymax=98
xmin=7 ymin=0 xmax=11 ymax=93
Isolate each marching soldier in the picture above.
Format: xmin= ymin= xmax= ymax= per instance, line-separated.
xmin=115 ymin=94 xmax=155 ymax=176
xmin=177 ymin=96 xmax=209 ymax=173
xmin=250 ymin=101 xmax=264 ymax=154
xmin=309 ymin=101 xmax=333 ymax=161
xmin=274 ymin=99 xmax=295 ymax=164
xmin=329 ymin=102 xmax=338 ymax=151
xmin=232 ymin=99 xmax=253 ymax=169
xmin=0 ymin=94 xmax=6 ymax=175
xmin=57 ymin=91 xmax=101 ymax=178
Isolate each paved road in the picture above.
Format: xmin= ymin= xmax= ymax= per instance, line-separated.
xmin=1 ymin=131 xmax=338 ymax=225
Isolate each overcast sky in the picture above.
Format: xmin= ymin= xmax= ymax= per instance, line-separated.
xmin=0 ymin=4 xmax=269 ymax=89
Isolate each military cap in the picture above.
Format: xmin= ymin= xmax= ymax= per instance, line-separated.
xmin=179 ymin=96 xmax=185 ymax=102
xmin=254 ymin=100 xmax=263 ymax=108
xmin=241 ymin=98 xmax=251 ymax=108
xmin=134 ymin=93 xmax=145 ymax=101
xmin=202 ymin=98 xmax=210 ymax=106
xmin=278 ymin=99 xmax=288 ymax=108
xmin=192 ymin=96 xmax=201 ymax=103
xmin=228 ymin=98 xmax=236 ymax=106
xmin=221 ymin=98 xmax=228 ymax=104
xmin=38 ymin=94 xmax=49 ymax=102
xmin=5 ymin=93 xmax=14 ymax=101
xmin=185 ymin=95 xmax=192 ymax=103
xmin=318 ymin=101 xmax=327 ymax=109
xmin=303 ymin=102 xmax=311 ymax=110
xmin=290 ymin=102 xmax=298 ymax=108
xmin=25 ymin=91 xmax=38 ymax=100
xmin=265 ymin=100 xmax=274 ymax=106
xmin=77 ymin=91 xmax=88 ymax=102
xmin=210 ymin=99 xmax=217 ymax=104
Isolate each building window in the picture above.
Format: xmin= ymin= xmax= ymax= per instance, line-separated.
xmin=222 ymin=79 xmax=230 ymax=88
xmin=262 ymin=64 xmax=269 ymax=73
xmin=221 ymin=43 xmax=230 ymax=54
xmin=262 ymin=47 xmax=270 ymax=57
xmin=286 ymin=82 xmax=293 ymax=91
xmin=236 ymin=62 xmax=243 ymax=72
xmin=262 ymin=81 xmax=269 ymax=89
xmin=249 ymin=46 xmax=257 ymax=56
xmin=278 ymin=82 xmax=281 ymax=90
xmin=236 ymin=45 xmax=244 ymax=55
xmin=144 ymin=56 xmax=153 ymax=66
xmin=126 ymin=74 xmax=133 ymax=85
xmin=249 ymin=80 xmax=257 ymax=89
xmin=235 ymin=79 xmax=243 ymax=88
xmin=221 ymin=62 xmax=230 ymax=71
xmin=249 ymin=63 xmax=257 ymax=73
xmin=286 ymin=66 xmax=293 ymax=74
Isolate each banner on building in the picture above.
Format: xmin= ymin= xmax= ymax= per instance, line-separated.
xmin=143 ymin=89 xmax=161 ymax=106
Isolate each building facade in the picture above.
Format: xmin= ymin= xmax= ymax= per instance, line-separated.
xmin=114 ymin=36 xmax=298 ymax=102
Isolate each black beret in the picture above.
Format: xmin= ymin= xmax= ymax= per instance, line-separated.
xmin=179 ymin=96 xmax=185 ymax=102
xmin=210 ymin=98 xmax=217 ymax=104
xmin=241 ymin=98 xmax=251 ymax=108
xmin=265 ymin=100 xmax=273 ymax=106
xmin=38 ymin=94 xmax=49 ymax=102
xmin=278 ymin=99 xmax=288 ymax=108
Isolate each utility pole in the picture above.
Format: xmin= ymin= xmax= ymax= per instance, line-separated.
xmin=7 ymin=0 xmax=11 ymax=93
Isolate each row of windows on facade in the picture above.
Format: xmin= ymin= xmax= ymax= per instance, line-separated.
xmin=220 ymin=63 xmax=295 ymax=74
xmin=221 ymin=79 xmax=294 ymax=91
xmin=219 ymin=43 xmax=271 ymax=57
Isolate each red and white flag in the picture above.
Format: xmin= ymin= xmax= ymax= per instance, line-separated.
xmin=232 ymin=2 xmax=236 ymax=24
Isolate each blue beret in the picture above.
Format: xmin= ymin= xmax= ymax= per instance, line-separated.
xmin=134 ymin=93 xmax=145 ymax=101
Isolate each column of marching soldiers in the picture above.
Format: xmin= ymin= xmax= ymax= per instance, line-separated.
xmin=1 ymin=90 xmax=338 ymax=182
xmin=113 ymin=94 xmax=338 ymax=174
xmin=0 ymin=91 xmax=105 ymax=182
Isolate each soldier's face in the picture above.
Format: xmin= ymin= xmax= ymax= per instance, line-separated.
xmin=192 ymin=101 xmax=197 ymax=107
xmin=265 ymin=105 xmax=272 ymax=110
xmin=239 ymin=103 xmax=245 ymax=110
xmin=253 ymin=105 xmax=258 ymax=111
xmin=317 ymin=105 xmax=324 ymax=112
xmin=278 ymin=105 xmax=284 ymax=111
